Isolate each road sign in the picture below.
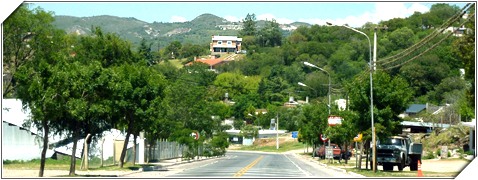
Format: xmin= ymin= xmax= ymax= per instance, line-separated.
xmin=291 ymin=131 xmax=298 ymax=138
xmin=325 ymin=146 xmax=333 ymax=159
xmin=328 ymin=116 xmax=342 ymax=126
xmin=320 ymin=134 xmax=329 ymax=142
xmin=353 ymin=133 xmax=363 ymax=142
xmin=191 ymin=131 xmax=199 ymax=140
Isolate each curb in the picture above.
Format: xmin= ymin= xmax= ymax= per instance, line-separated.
xmin=300 ymin=154 xmax=365 ymax=178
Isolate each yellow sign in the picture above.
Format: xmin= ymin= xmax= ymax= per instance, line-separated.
xmin=353 ymin=133 xmax=363 ymax=142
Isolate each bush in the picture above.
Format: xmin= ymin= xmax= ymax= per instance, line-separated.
xmin=436 ymin=149 xmax=441 ymax=157
xmin=423 ymin=151 xmax=435 ymax=159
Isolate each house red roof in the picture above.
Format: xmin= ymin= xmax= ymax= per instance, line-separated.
xmin=186 ymin=58 xmax=224 ymax=67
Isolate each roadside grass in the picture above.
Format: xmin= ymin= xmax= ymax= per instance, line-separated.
xmin=237 ymin=140 xmax=304 ymax=153
xmin=3 ymin=156 xmax=79 ymax=170
xmin=3 ymin=156 xmax=139 ymax=172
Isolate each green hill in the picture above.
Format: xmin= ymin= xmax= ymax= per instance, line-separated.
xmin=51 ymin=13 xmax=310 ymax=49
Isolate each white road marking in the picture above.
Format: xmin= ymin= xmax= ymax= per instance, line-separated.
xmin=283 ymin=154 xmax=312 ymax=176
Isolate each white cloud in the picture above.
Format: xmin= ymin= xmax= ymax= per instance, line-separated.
xmin=224 ymin=15 xmax=240 ymax=22
xmin=408 ymin=3 xmax=430 ymax=14
xmin=257 ymin=13 xmax=276 ymax=21
xmin=257 ymin=13 xmax=294 ymax=24
xmin=171 ymin=15 xmax=187 ymax=22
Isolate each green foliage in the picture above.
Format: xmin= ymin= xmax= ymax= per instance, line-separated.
xmin=239 ymin=13 xmax=257 ymax=37
xmin=3 ymin=4 xmax=56 ymax=98
xmin=346 ymin=71 xmax=413 ymax=141
xmin=240 ymin=124 xmax=259 ymax=139
xmin=423 ymin=151 xmax=436 ymax=159
xmin=257 ymin=19 xmax=282 ymax=47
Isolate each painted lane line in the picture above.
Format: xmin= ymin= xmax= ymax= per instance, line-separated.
xmin=233 ymin=155 xmax=264 ymax=177
xmin=284 ymin=154 xmax=311 ymax=177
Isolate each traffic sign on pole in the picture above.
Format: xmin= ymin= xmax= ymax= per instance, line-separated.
xmin=191 ymin=131 xmax=199 ymax=140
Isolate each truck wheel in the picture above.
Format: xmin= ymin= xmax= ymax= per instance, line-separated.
xmin=410 ymin=162 xmax=418 ymax=171
xmin=383 ymin=163 xmax=394 ymax=171
xmin=398 ymin=157 xmax=405 ymax=171
xmin=397 ymin=155 xmax=405 ymax=171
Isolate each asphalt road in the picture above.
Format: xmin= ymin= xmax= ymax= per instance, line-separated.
xmin=126 ymin=151 xmax=355 ymax=178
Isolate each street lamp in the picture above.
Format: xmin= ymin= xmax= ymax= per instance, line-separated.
xmin=303 ymin=62 xmax=331 ymax=114
xmin=326 ymin=22 xmax=376 ymax=172
xmin=297 ymin=82 xmax=318 ymax=98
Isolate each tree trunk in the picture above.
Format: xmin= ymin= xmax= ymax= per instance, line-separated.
xmin=133 ymin=133 xmax=137 ymax=165
xmin=39 ymin=120 xmax=49 ymax=177
xmin=69 ymin=128 xmax=79 ymax=176
xmin=119 ymin=113 xmax=134 ymax=168
xmin=119 ymin=131 xmax=131 ymax=168
xmin=344 ymin=141 xmax=348 ymax=164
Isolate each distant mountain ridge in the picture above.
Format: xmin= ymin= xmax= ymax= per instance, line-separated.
xmin=52 ymin=13 xmax=311 ymax=48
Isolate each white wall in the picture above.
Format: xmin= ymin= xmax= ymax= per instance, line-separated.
xmin=2 ymin=122 xmax=45 ymax=161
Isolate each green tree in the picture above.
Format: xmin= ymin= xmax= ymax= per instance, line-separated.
xmin=346 ymin=71 xmax=413 ymax=141
xmin=453 ymin=5 xmax=475 ymax=114
xmin=14 ymin=26 xmax=69 ymax=177
xmin=138 ymin=38 xmax=155 ymax=65
xmin=164 ymin=41 xmax=182 ymax=59
xmin=180 ymin=43 xmax=207 ymax=62
xmin=399 ymin=54 xmax=450 ymax=98
xmin=3 ymin=4 xmax=56 ymax=98
xmin=387 ymin=27 xmax=417 ymax=51
xmin=108 ymin=63 xmax=167 ymax=168
xmin=239 ymin=13 xmax=257 ymax=37
xmin=257 ymin=19 xmax=282 ymax=47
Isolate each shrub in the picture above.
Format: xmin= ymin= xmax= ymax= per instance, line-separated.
xmin=423 ymin=151 xmax=435 ymax=159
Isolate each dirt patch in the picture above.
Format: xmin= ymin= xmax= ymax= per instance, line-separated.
xmin=253 ymin=136 xmax=295 ymax=147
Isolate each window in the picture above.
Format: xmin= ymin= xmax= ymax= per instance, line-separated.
xmin=217 ymin=41 xmax=222 ymax=45
xmin=227 ymin=41 xmax=232 ymax=45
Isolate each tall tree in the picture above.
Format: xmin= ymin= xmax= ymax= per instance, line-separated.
xmin=257 ymin=19 xmax=282 ymax=47
xmin=346 ymin=71 xmax=413 ymax=141
xmin=138 ymin=38 xmax=155 ymax=65
xmin=453 ymin=5 xmax=475 ymax=113
xmin=14 ymin=26 xmax=69 ymax=177
xmin=239 ymin=13 xmax=257 ymax=37
xmin=109 ymin=63 xmax=167 ymax=168
xmin=3 ymin=4 xmax=55 ymax=97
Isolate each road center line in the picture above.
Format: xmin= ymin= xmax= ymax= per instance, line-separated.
xmin=233 ymin=155 xmax=264 ymax=177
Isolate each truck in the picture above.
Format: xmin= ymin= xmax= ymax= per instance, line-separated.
xmin=371 ymin=135 xmax=422 ymax=171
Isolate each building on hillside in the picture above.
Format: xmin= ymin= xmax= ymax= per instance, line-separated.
xmin=210 ymin=35 xmax=242 ymax=54
xmin=185 ymin=56 xmax=226 ymax=73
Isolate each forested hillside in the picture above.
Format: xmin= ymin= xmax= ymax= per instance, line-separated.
xmin=3 ymin=3 xmax=474 ymax=175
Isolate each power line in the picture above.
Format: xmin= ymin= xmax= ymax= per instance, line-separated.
xmin=378 ymin=11 xmax=475 ymax=70
xmin=376 ymin=3 xmax=473 ymax=66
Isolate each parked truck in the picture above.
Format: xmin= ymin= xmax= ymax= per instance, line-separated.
xmin=371 ymin=135 xmax=422 ymax=171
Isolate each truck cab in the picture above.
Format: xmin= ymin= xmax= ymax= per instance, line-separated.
xmin=371 ymin=136 xmax=422 ymax=171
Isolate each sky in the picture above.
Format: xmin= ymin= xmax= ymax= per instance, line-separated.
xmin=19 ymin=1 xmax=467 ymax=27
xmin=0 ymin=1 xmax=470 ymax=87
